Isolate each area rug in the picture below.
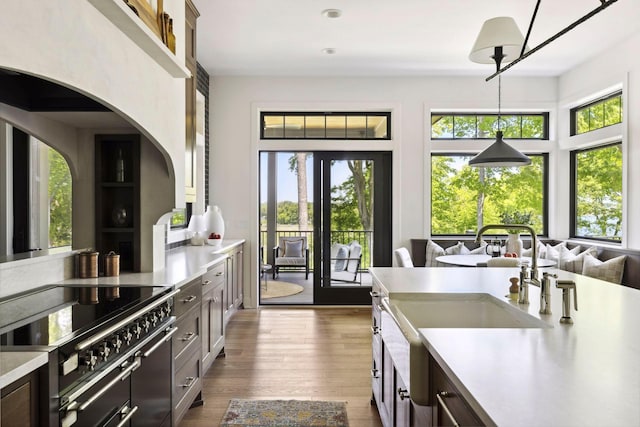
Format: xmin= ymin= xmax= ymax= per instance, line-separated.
xmin=220 ymin=399 xmax=349 ymax=426
xmin=260 ymin=281 xmax=304 ymax=299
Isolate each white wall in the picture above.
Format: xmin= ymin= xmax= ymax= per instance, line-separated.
xmin=209 ymin=75 xmax=557 ymax=307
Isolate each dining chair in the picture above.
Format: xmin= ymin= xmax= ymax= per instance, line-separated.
xmin=394 ymin=247 xmax=414 ymax=267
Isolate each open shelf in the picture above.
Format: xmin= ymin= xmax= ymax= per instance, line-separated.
xmin=88 ymin=0 xmax=191 ymax=78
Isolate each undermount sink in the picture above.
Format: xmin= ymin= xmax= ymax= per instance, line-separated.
xmin=389 ymin=292 xmax=551 ymax=330
xmin=380 ymin=293 xmax=551 ymax=406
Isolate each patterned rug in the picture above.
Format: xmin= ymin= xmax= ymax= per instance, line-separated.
xmin=220 ymin=399 xmax=349 ymax=426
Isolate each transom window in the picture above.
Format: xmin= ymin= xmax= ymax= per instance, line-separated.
xmin=261 ymin=112 xmax=390 ymax=140
xmin=431 ymin=113 xmax=549 ymax=140
xmin=570 ymin=143 xmax=622 ymax=242
xmin=431 ymin=154 xmax=548 ymax=236
xmin=570 ymin=91 xmax=622 ymax=136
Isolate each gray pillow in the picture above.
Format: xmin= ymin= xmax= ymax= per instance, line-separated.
xmin=560 ymin=246 xmax=597 ymax=273
xmin=582 ymin=254 xmax=626 ymax=284
xmin=284 ymin=239 xmax=304 ymax=258
xmin=334 ymin=246 xmax=349 ymax=271
xmin=425 ymin=240 xmax=445 ymax=267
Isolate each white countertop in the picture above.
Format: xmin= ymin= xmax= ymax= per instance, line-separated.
xmin=369 ymin=267 xmax=640 ymax=427
xmin=56 ymin=239 xmax=244 ymax=289
xmin=0 ymin=351 xmax=49 ymax=389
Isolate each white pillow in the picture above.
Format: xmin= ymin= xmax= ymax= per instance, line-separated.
xmin=283 ymin=239 xmax=304 ymax=258
xmin=545 ymin=243 xmax=579 ymax=263
xmin=425 ymin=240 xmax=445 ymax=267
xmin=521 ymin=241 xmax=545 ymax=258
xmin=445 ymin=241 xmax=469 ymax=255
xmin=582 ymin=254 xmax=626 ymax=284
xmin=560 ymin=246 xmax=597 ymax=272
xmin=469 ymin=241 xmax=488 ymax=255
xmin=333 ymin=245 xmax=349 ymax=271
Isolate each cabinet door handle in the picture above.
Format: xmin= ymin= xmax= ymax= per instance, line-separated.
xmin=371 ymin=325 xmax=380 ymax=335
xmin=182 ymin=295 xmax=197 ymax=303
xmin=437 ymin=391 xmax=460 ymax=427
xmin=180 ymin=376 xmax=196 ymax=388
xmin=398 ymin=388 xmax=410 ymax=400
xmin=370 ymin=369 xmax=379 ymax=379
xmin=180 ymin=332 xmax=196 ymax=342
xmin=203 ymin=280 xmax=212 ymax=286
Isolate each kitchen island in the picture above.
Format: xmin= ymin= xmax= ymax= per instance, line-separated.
xmin=369 ymin=267 xmax=640 ymax=427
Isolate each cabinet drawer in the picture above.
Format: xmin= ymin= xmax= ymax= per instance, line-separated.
xmin=202 ymin=262 xmax=225 ymax=292
xmin=173 ymin=308 xmax=201 ymax=364
xmin=173 ymin=352 xmax=201 ymax=425
xmin=175 ymin=279 xmax=201 ymax=318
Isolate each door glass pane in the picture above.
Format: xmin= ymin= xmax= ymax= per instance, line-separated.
xmin=346 ymin=116 xmax=367 ymax=139
xmin=326 ymin=116 xmax=346 ymax=138
xmin=284 ymin=116 xmax=305 ymax=138
xmin=325 ymin=159 xmax=373 ymax=287
xmin=368 ymin=116 xmax=388 ymax=138
xmin=305 ymin=116 xmax=325 ymax=138
xmin=263 ymin=115 xmax=284 ymax=138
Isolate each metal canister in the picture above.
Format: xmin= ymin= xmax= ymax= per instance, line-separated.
xmin=78 ymin=251 xmax=99 ymax=278
xmin=105 ymin=251 xmax=120 ymax=277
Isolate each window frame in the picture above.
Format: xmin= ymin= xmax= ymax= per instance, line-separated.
xmin=430 ymin=112 xmax=549 ymax=140
xmin=569 ymin=142 xmax=622 ymax=243
xmin=569 ymin=91 xmax=622 ymax=136
xmin=260 ymin=111 xmax=391 ymax=140
xmin=430 ymin=152 xmax=549 ymax=237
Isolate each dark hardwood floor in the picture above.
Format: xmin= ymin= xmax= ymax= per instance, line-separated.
xmin=179 ymin=307 xmax=383 ymax=426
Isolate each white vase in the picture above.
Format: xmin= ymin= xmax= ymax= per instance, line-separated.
xmin=506 ymin=234 xmax=523 ymax=257
xmin=208 ymin=205 xmax=225 ymax=240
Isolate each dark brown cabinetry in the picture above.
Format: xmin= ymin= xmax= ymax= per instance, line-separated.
xmin=95 ymin=134 xmax=141 ymax=272
xmin=201 ymin=261 xmax=225 ymax=372
xmin=1 ymin=370 xmax=39 ymax=427
xmin=172 ymin=278 xmax=202 ymax=426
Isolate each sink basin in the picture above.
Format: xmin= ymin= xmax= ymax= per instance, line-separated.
xmin=389 ymin=293 xmax=551 ymax=329
xmin=380 ymin=293 xmax=550 ymax=406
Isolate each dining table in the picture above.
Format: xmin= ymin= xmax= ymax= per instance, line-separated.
xmin=435 ymin=254 xmax=556 ymax=267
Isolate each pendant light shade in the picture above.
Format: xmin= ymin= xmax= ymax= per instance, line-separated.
xmin=469 ymin=17 xmax=528 ymax=66
xmin=468 ymin=131 xmax=531 ymax=167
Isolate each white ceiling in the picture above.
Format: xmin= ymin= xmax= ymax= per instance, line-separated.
xmin=192 ymin=0 xmax=640 ymax=77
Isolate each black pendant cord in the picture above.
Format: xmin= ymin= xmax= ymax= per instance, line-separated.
xmin=497 ymin=74 xmax=502 ymax=133
xmin=486 ymin=0 xmax=619 ymax=81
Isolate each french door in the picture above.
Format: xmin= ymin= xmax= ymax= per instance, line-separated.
xmin=312 ymin=152 xmax=392 ymax=305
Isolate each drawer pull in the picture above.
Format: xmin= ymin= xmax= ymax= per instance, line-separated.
xmin=371 ymin=325 xmax=380 ymax=335
xmin=180 ymin=332 xmax=196 ymax=342
xmin=182 ymin=295 xmax=197 ymax=303
xmin=116 ymin=405 xmax=138 ymax=427
xmin=213 ymin=297 xmax=220 ymax=303
xmin=216 ymin=271 xmax=223 ymax=276
xmin=203 ymin=280 xmax=212 ymax=286
xmin=437 ymin=391 xmax=460 ymax=427
xmin=369 ymin=291 xmax=380 ymax=297
xmin=398 ymin=388 xmax=410 ymax=400
xmin=180 ymin=376 xmax=196 ymax=388
xmin=371 ymin=369 xmax=379 ymax=379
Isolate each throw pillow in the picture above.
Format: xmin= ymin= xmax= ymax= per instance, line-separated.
xmin=445 ymin=241 xmax=470 ymax=255
xmin=521 ymin=241 xmax=545 ymax=258
xmin=545 ymin=243 xmax=579 ymax=264
xmin=560 ymin=246 xmax=597 ymax=273
xmin=469 ymin=241 xmax=488 ymax=255
xmin=283 ymin=239 xmax=304 ymax=258
xmin=334 ymin=246 xmax=349 ymax=271
xmin=582 ymin=254 xmax=626 ymax=284
xmin=425 ymin=240 xmax=445 ymax=267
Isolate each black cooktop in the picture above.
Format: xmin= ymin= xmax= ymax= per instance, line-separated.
xmin=0 ymin=284 xmax=170 ymax=347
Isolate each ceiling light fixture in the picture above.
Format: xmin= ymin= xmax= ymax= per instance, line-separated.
xmin=321 ymin=48 xmax=337 ymax=55
xmin=468 ymin=17 xmax=531 ymax=168
xmin=321 ymin=9 xmax=342 ymax=19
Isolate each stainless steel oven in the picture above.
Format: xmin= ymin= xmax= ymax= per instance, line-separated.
xmin=0 ymin=284 xmax=179 ymax=427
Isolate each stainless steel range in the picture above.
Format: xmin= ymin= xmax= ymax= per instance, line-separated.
xmin=0 ymin=284 xmax=179 ymax=427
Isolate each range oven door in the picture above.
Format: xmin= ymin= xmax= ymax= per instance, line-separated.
xmin=131 ymin=324 xmax=177 ymax=427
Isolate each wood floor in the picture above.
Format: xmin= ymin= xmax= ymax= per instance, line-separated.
xmin=180 ymin=307 xmax=383 ymax=427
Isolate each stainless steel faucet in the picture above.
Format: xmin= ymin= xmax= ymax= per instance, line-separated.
xmin=539 ymin=272 xmax=557 ymax=315
xmin=476 ymin=224 xmax=540 ymax=305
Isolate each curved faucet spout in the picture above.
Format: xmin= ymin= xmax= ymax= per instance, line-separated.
xmin=475 ymin=224 xmax=538 ymax=272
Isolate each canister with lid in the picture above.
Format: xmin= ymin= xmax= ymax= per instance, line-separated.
xmin=105 ymin=251 xmax=120 ymax=277
xmin=78 ymin=250 xmax=99 ymax=278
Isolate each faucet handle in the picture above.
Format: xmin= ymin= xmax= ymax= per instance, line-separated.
xmin=557 ymin=280 xmax=578 ymax=311
xmin=543 ymin=272 xmax=558 ymax=279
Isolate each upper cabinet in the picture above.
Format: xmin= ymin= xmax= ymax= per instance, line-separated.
xmin=184 ymin=0 xmax=200 ymax=203
xmin=88 ymin=0 xmax=190 ymax=78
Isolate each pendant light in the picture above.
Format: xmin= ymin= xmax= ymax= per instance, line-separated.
xmin=468 ymin=17 xmax=531 ymax=168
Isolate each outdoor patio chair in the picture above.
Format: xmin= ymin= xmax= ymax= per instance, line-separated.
xmin=273 ymin=236 xmax=309 ymax=279
xmin=331 ymin=240 xmax=362 ymax=284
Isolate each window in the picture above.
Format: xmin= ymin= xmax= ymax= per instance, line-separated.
xmin=431 ymin=154 xmax=548 ymax=236
xmin=571 ymin=143 xmax=622 ymax=242
xmin=431 ymin=113 xmax=548 ymax=140
xmin=261 ymin=112 xmax=390 ymax=140
xmin=570 ymin=91 xmax=622 ymax=135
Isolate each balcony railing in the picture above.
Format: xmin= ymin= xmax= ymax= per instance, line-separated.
xmin=260 ymin=229 xmax=373 ymax=270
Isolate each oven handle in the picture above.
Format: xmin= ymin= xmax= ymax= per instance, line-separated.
xmin=68 ymin=359 xmax=140 ymax=413
xmin=141 ymin=326 xmax=178 ymax=358
xmin=75 ymin=289 xmax=180 ymax=351
xmin=116 ymin=405 xmax=139 ymax=427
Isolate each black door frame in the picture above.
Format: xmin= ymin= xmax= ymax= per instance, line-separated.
xmin=312 ymin=151 xmax=392 ymax=305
